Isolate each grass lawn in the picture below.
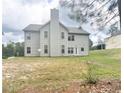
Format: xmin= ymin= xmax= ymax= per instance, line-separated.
xmin=3 ymin=48 xmax=121 ymax=93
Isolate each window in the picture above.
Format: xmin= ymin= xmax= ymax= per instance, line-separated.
xmin=68 ymin=47 xmax=74 ymax=54
xmin=61 ymin=32 xmax=64 ymax=39
xmin=27 ymin=36 xmax=31 ymax=40
xmin=68 ymin=35 xmax=75 ymax=41
xmin=27 ymin=47 xmax=31 ymax=54
xmin=61 ymin=45 xmax=65 ymax=54
xmin=68 ymin=36 xmax=71 ymax=41
xmin=44 ymin=45 xmax=48 ymax=54
xmin=26 ymin=33 xmax=31 ymax=40
xmin=72 ymin=35 xmax=74 ymax=41
xmin=70 ymin=48 xmax=73 ymax=53
xmin=81 ymin=47 xmax=84 ymax=51
xmin=44 ymin=31 xmax=48 ymax=38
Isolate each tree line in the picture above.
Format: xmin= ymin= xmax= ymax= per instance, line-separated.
xmin=2 ymin=42 xmax=24 ymax=59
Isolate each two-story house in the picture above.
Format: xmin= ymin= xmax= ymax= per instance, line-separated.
xmin=23 ymin=9 xmax=90 ymax=56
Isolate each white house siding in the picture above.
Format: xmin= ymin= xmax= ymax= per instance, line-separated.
xmin=105 ymin=35 xmax=121 ymax=49
xmin=59 ymin=24 xmax=68 ymax=56
xmin=39 ymin=23 xmax=89 ymax=56
xmin=68 ymin=34 xmax=89 ymax=56
xmin=40 ymin=23 xmax=50 ymax=56
xmin=24 ymin=25 xmax=89 ymax=56
xmin=25 ymin=31 xmax=40 ymax=56
xmin=23 ymin=9 xmax=90 ymax=57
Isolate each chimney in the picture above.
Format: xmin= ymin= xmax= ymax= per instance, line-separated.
xmin=50 ymin=9 xmax=60 ymax=56
xmin=51 ymin=9 xmax=59 ymax=21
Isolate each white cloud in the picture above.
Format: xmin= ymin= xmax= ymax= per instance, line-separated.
xmin=2 ymin=0 xmax=59 ymax=44
xmin=3 ymin=0 xmax=59 ymax=30
xmin=2 ymin=0 xmax=114 ymax=45
xmin=2 ymin=32 xmax=24 ymax=45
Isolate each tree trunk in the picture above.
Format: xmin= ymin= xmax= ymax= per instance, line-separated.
xmin=118 ymin=0 xmax=121 ymax=24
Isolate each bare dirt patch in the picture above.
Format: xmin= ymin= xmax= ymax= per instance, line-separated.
xmin=80 ymin=79 xmax=121 ymax=93
xmin=18 ymin=79 xmax=120 ymax=93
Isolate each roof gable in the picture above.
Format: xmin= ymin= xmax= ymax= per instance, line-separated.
xmin=59 ymin=22 xmax=69 ymax=32
xmin=23 ymin=24 xmax=42 ymax=31
xmin=67 ymin=27 xmax=89 ymax=35
xmin=40 ymin=21 xmax=50 ymax=30
xmin=23 ymin=21 xmax=89 ymax=35
xmin=59 ymin=22 xmax=89 ymax=35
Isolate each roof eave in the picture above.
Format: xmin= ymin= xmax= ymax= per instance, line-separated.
xmin=68 ymin=33 xmax=90 ymax=35
xmin=23 ymin=29 xmax=40 ymax=32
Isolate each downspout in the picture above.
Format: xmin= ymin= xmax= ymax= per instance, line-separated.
xmin=49 ymin=23 xmax=51 ymax=57
xmin=39 ymin=30 xmax=41 ymax=56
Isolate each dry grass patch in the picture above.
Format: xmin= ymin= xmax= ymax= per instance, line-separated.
xmin=3 ymin=57 xmax=87 ymax=93
xmin=3 ymin=49 xmax=120 ymax=93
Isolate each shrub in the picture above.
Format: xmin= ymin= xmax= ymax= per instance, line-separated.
xmin=2 ymin=56 xmax=8 ymax=59
xmin=84 ymin=62 xmax=98 ymax=84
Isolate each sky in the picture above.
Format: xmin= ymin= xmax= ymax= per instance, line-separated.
xmin=2 ymin=0 xmax=109 ymax=46
xmin=2 ymin=0 xmax=59 ymax=45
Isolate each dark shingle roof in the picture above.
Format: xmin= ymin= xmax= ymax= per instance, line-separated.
xmin=59 ymin=22 xmax=89 ymax=35
xmin=23 ymin=21 xmax=89 ymax=35
xmin=67 ymin=27 xmax=89 ymax=35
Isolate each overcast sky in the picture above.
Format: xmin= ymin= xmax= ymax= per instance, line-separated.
xmin=2 ymin=0 xmax=57 ymax=44
xmin=2 ymin=0 xmax=109 ymax=45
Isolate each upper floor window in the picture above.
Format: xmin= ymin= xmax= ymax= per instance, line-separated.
xmin=27 ymin=36 xmax=31 ymax=40
xmin=27 ymin=47 xmax=31 ymax=54
xmin=61 ymin=32 xmax=64 ymax=39
xmin=44 ymin=31 xmax=48 ymax=38
xmin=26 ymin=33 xmax=31 ymax=40
xmin=72 ymin=35 xmax=74 ymax=41
xmin=68 ymin=47 xmax=74 ymax=54
xmin=61 ymin=45 xmax=65 ymax=54
xmin=68 ymin=35 xmax=75 ymax=41
xmin=68 ymin=36 xmax=71 ymax=41
xmin=44 ymin=45 xmax=48 ymax=54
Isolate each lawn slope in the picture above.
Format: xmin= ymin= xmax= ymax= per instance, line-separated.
xmin=3 ymin=48 xmax=121 ymax=93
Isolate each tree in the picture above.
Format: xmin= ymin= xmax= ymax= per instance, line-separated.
xmin=89 ymin=39 xmax=93 ymax=50
xmin=2 ymin=42 xmax=15 ymax=58
xmin=97 ymin=36 xmax=105 ymax=49
xmin=60 ymin=0 xmax=120 ymax=35
xmin=108 ymin=22 xmax=119 ymax=36
xmin=14 ymin=42 xmax=24 ymax=56
xmin=2 ymin=42 xmax=24 ymax=59
xmin=117 ymin=0 xmax=121 ymax=23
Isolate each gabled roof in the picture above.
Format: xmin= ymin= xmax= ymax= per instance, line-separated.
xmin=23 ymin=21 xmax=50 ymax=31
xmin=23 ymin=24 xmax=42 ymax=31
xmin=23 ymin=21 xmax=89 ymax=35
xmin=67 ymin=27 xmax=89 ymax=35
xmin=59 ymin=22 xmax=89 ymax=35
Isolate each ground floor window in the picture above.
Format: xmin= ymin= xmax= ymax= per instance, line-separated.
xmin=68 ymin=47 xmax=74 ymax=54
xmin=81 ymin=47 xmax=84 ymax=51
xmin=44 ymin=45 xmax=48 ymax=54
xmin=61 ymin=45 xmax=65 ymax=54
xmin=27 ymin=47 xmax=31 ymax=54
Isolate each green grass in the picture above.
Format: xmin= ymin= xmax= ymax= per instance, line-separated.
xmin=82 ymin=49 xmax=121 ymax=79
xmin=3 ymin=48 xmax=121 ymax=93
